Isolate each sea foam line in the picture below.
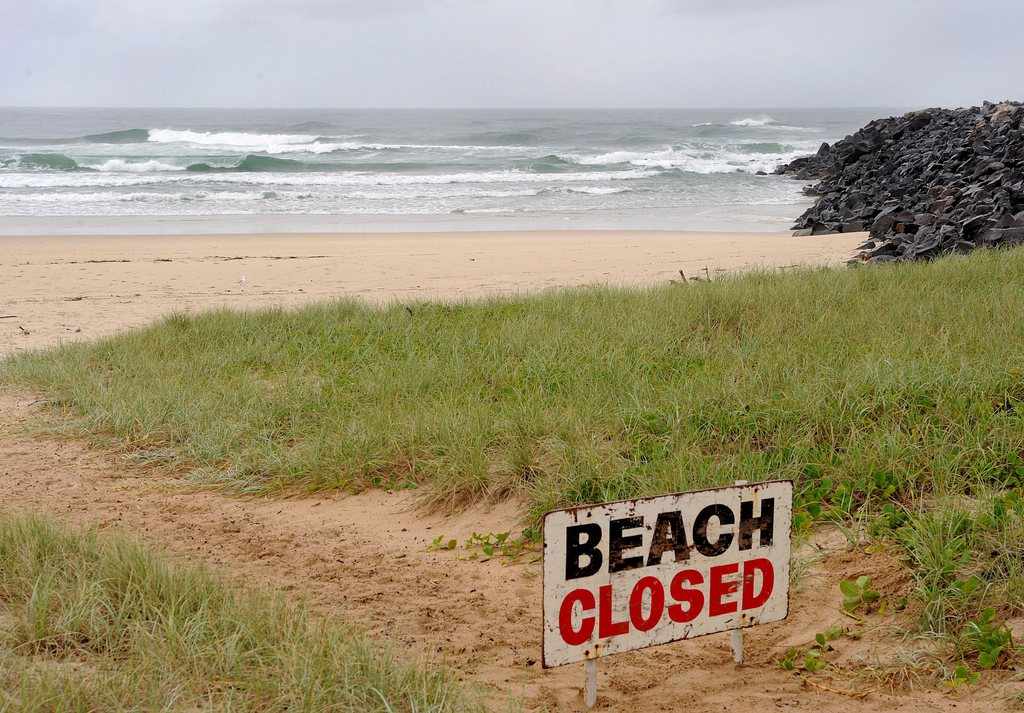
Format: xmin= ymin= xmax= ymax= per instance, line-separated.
xmin=0 ymin=168 xmax=658 ymax=190
xmin=558 ymin=146 xmax=817 ymax=174
xmin=83 ymin=159 xmax=183 ymax=172
xmin=146 ymin=129 xmax=539 ymax=155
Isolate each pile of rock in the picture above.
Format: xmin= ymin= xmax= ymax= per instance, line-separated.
xmin=776 ymin=101 xmax=1024 ymax=262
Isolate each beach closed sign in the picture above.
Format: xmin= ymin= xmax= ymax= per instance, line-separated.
xmin=542 ymin=480 xmax=793 ymax=668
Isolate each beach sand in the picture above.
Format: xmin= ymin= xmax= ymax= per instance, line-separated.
xmin=1 ymin=226 xmax=995 ymax=711
xmin=0 ymin=229 xmax=865 ymax=353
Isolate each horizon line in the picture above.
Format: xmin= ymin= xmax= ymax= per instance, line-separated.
xmin=0 ymin=104 xmax=915 ymax=112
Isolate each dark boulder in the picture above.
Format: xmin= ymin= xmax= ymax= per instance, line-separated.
xmin=777 ymin=100 xmax=1024 ymax=262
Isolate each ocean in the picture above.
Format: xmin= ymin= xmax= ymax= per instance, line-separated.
xmin=0 ymin=108 xmax=891 ymax=234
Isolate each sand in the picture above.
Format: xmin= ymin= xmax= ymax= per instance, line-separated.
xmin=6 ymin=227 xmax=994 ymax=711
xmin=0 ymin=390 xmax=1002 ymax=712
xmin=0 ymin=229 xmax=866 ymax=353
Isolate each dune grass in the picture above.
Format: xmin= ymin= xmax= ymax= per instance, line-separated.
xmin=5 ymin=248 xmax=1024 ymax=653
xmin=0 ymin=510 xmax=481 ymax=712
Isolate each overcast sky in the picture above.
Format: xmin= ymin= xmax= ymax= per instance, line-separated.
xmin=2 ymin=0 xmax=1022 ymax=108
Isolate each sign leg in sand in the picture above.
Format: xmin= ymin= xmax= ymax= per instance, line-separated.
xmin=542 ymin=480 xmax=793 ymax=706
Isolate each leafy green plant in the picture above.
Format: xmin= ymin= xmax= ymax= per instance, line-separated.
xmin=977 ymin=488 xmax=1023 ymax=529
xmin=814 ymin=625 xmax=844 ymax=650
xmin=874 ymin=502 xmax=908 ymax=532
xmin=426 ymin=531 xmax=539 ymax=562
xmin=369 ymin=472 xmax=419 ymax=491
xmin=1002 ymin=453 xmax=1024 ymax=489
xmin=950 ymin=574 xmax=982 ymax=599
xmin=840 ymin=576 xmax=881 ymax=612
xmin=426 ymin=535 xmax=457 ymax=552
xmin=964 ymin=607 xmax=1015 ymax=669
xmin=802 ymin=649 xmax=827 ymax=672
xmin=465 ymin=531 xmax=510 ymax=558
xmin=943 ymin=664 xmax=979 ymax=691
xmin=465 ymin=531 xmax=540 ymax=562
xmin=778 ymin=626 xmax=843 ymax=672
xmin=779 ymin=647 xmax=802 ymax=671
xmin=521 ymin=527 xmax=541 ymax=543
xmin=793 ymin=473 xmax=833 ymax=535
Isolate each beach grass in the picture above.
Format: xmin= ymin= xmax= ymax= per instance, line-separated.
xmin=0 ymin=510 xmax=481 ymax=712
xmin=5 ymin=248 xmax=1024 ymax=649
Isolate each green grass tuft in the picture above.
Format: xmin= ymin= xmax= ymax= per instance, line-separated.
xmin=0 ymin=510 xmax=481 ymax=712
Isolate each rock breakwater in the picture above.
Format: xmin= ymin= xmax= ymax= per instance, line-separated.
xmin=777 ymin=101 xmax=1024 ymax=262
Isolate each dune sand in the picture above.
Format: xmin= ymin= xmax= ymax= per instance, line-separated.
xmin=0 ymin=229 xmax=865 ymax=353
xmin=2 ymin=227 xmax=996 ymax=711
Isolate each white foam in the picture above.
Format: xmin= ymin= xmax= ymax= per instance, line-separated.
xmin=0 ymin=174 xmax=169 ymax=189
xmin=149 ymin=129 xmax=321 ymax=146
xmin=558 ymin=146 xmax=813 ymax=175
xmin=0 ymin=168 xmax=657 ymax=193
xmin=146 ymin=129 xmax=534 ymax=155
xmin=148 ymin=129 xmax=347 ymax=155
xmin=191 ymin=168 xmax=660 ymax=187
xmin=561 ymin=150 xmax=657 ymax=166
xmin=562 ymin=186 xmax=629 ymax=195
xmin=84 ymin=159 xmax=183 ymax=172
xmin=341 ymin=187 xmax=540 ymax=200
xmin=729 ymin=116 xmax=776 ymax=127
xmin=5 ymin=190 xmax=275 ymax=204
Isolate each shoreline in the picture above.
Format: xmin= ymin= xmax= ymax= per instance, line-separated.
xmin=0 ymin=203 xmax=813 ymax=237
xmin=0 ymin=228 xmax=866 ymax=354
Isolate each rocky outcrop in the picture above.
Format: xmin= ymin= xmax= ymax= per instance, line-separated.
xmin=777 ymin=101 xmax=1024 ymax=262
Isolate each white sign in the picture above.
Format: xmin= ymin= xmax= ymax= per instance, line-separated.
xmin=542 ymin=480 xmax=792 ymax=668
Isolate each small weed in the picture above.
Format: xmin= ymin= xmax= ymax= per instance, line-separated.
xmin=1002 ymin=453 xmax=1024 ymax=489
xmin=778 ymin=625 xmax=844 ymax=672
xmin=465 ymin=531 xmax=510 ymax=558
xmin=873 ymin=502 xmax=908 ymax=534
xmin=943 ymin=664 xmax=979 ymax=691
xmin=426 ymin=531 xmax=539 ymax=562
xmin=426 ymin=535 xmax=458 ymax=552
xmin=977 ymin=488 xmax=1023 ymax=529
xmin=793 ymin=473 xmax=833 ymax=536
xmin=815 ymin=625 xmax=844 ymax=650
xmin=964 ymin=607 xmax=1015 ymax=669
xmin=840 ymin=576 xmax=881 ymax=613
xmin=369 ymin=473 xmax=419 ymax=491
xmin=802 ymin=649 xmax=828 ymax=672
xmin=779 ymin=648 xmax=803 ymax=671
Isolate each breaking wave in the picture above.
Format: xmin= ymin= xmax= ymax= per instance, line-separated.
xmin=558 ymin=144 xmax=814 ymax=174
xmin=0 ymin=109 xmax=848 ymax=223
xmin=85 ymin=159 xmax=182 ymax=172
xmin=186 ymin=155 xmax=306 ymax=172
xmin=149 ymin=129 xmax=322 ymax=147
xmin=729 ymin=116 xmax=776 ymax=127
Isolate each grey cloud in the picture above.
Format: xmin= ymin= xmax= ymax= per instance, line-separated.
xmin=254 ymin=0 xmax=442 ymax=20
xmin=1 ymin=0 xmax=1021 ymax=108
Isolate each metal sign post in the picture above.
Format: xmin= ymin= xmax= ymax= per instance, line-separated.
xmin=541 ymin=480 xmax=792 ymax=706
xmin=584 ymin=659 xmax=597 ymax=707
